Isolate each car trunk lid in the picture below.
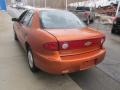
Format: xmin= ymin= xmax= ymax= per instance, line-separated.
xmin=45 ymin=27 xmax=105 ymax=56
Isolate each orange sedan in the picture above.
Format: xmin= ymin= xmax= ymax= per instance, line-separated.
xmin=12 ymin=8 xmax=106 ymax=74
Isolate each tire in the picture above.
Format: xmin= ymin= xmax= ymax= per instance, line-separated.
xmin=14 ymin=31 xmax=18 ymax=41
xmin=111 ymin=28 xmax=116 ymax=34
xmin=90 ymin=18 xmax=94 ymax=23
xmin=27 ymin=48 xmax=39 ymax=73
xmin=87 ymin=18 xmax=90 ymax=25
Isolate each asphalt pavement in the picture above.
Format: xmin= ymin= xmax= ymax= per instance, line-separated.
xmin=91 ymin=21 xmax=120 ymax=83
xmin=69 ymin=20 xmax=120 ymax=90
xmin=1 ymin=6 xmax=120 ymax=90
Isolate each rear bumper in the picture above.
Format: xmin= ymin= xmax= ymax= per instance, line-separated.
xmin=36 ymin=48 xmax=106 ymax=74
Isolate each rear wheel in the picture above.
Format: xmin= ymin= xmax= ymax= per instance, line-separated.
xmin=27 ymin=48 xmax=39 ymax=73
xmin=90 ymin=18 xmax=94 ymax=23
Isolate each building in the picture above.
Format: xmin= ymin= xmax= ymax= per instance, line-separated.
xmin=7 ymin=0 xmax=84 ymax=9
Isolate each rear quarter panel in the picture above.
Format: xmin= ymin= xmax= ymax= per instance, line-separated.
xmin=27 ymin=10 xmax=61 ymax=67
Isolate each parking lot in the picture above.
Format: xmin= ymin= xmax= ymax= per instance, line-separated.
xmin=0 ymin=6 xmax=120 ymax=90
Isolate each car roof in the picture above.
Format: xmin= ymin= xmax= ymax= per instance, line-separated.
xmin=27 ymin=8 xmax=70 ymax=13
xmin=39 ymin=8 xmax=58 ymax=11
xmin=37 ymin=8 xmax=66 ymax=12
xmin=31 ymin=7 xmax=67 ymax=12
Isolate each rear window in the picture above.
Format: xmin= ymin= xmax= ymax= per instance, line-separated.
xmin=40 ymin=10 xmax=86 ymax=29
xmin=76 ymin=7 xmax=90 ymax=11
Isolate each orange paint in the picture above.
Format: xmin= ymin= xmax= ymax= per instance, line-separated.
xmin=13 ymin=8 xmax=106 ymax=74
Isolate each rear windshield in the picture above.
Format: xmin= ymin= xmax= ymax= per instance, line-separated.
xmin=40 ymin=10 xmax=86 ymax=29
xmin=76 ymin=7 xmax=90 ymax=11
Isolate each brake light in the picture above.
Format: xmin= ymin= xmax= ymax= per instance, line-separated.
xmin=60 ymin=37 xmax=105 ymax=50
xmin=43 ymin=42 xmax=58 ymax=51
xmin=62 ymin=42 xmax=69 ymax=49
xmin=43 ymin=37 xmax=105 ymax=51
xmin=59 ymin=41 xmax=82 ymax=50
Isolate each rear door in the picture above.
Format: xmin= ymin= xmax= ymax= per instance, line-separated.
xmin=18 ymin=10 xmax=34 ymax=47
xmin=14 ymin=10 xmax=28 ymax=44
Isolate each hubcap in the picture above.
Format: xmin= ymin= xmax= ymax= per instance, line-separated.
xmin=28 ymin=51 xmax=34 ymax=68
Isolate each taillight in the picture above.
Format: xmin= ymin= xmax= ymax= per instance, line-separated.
xmin=43 ymin=42 xmax=58 ymax=51
xmin=43 ymin=37 xmax=105 ymax=51
xmin=61 ymin=42 xmax=69 ymax=49
xmin=59 ymin=41 xmax=82 ymax=50
xmin=60 ymin=37 xmax=105 ymax=50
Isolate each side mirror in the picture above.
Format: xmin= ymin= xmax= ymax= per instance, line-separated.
xmin=12 ymin=18 xmax=19 ymax=22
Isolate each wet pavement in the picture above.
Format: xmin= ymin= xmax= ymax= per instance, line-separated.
xmin=91 ymin=22 xmax=120 ymax=83
xmin=70 ymin=21 xmax=120 ymax=90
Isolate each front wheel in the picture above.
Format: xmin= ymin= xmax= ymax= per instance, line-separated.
xmin=27 ymin=48 xmax=39 ymax=73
